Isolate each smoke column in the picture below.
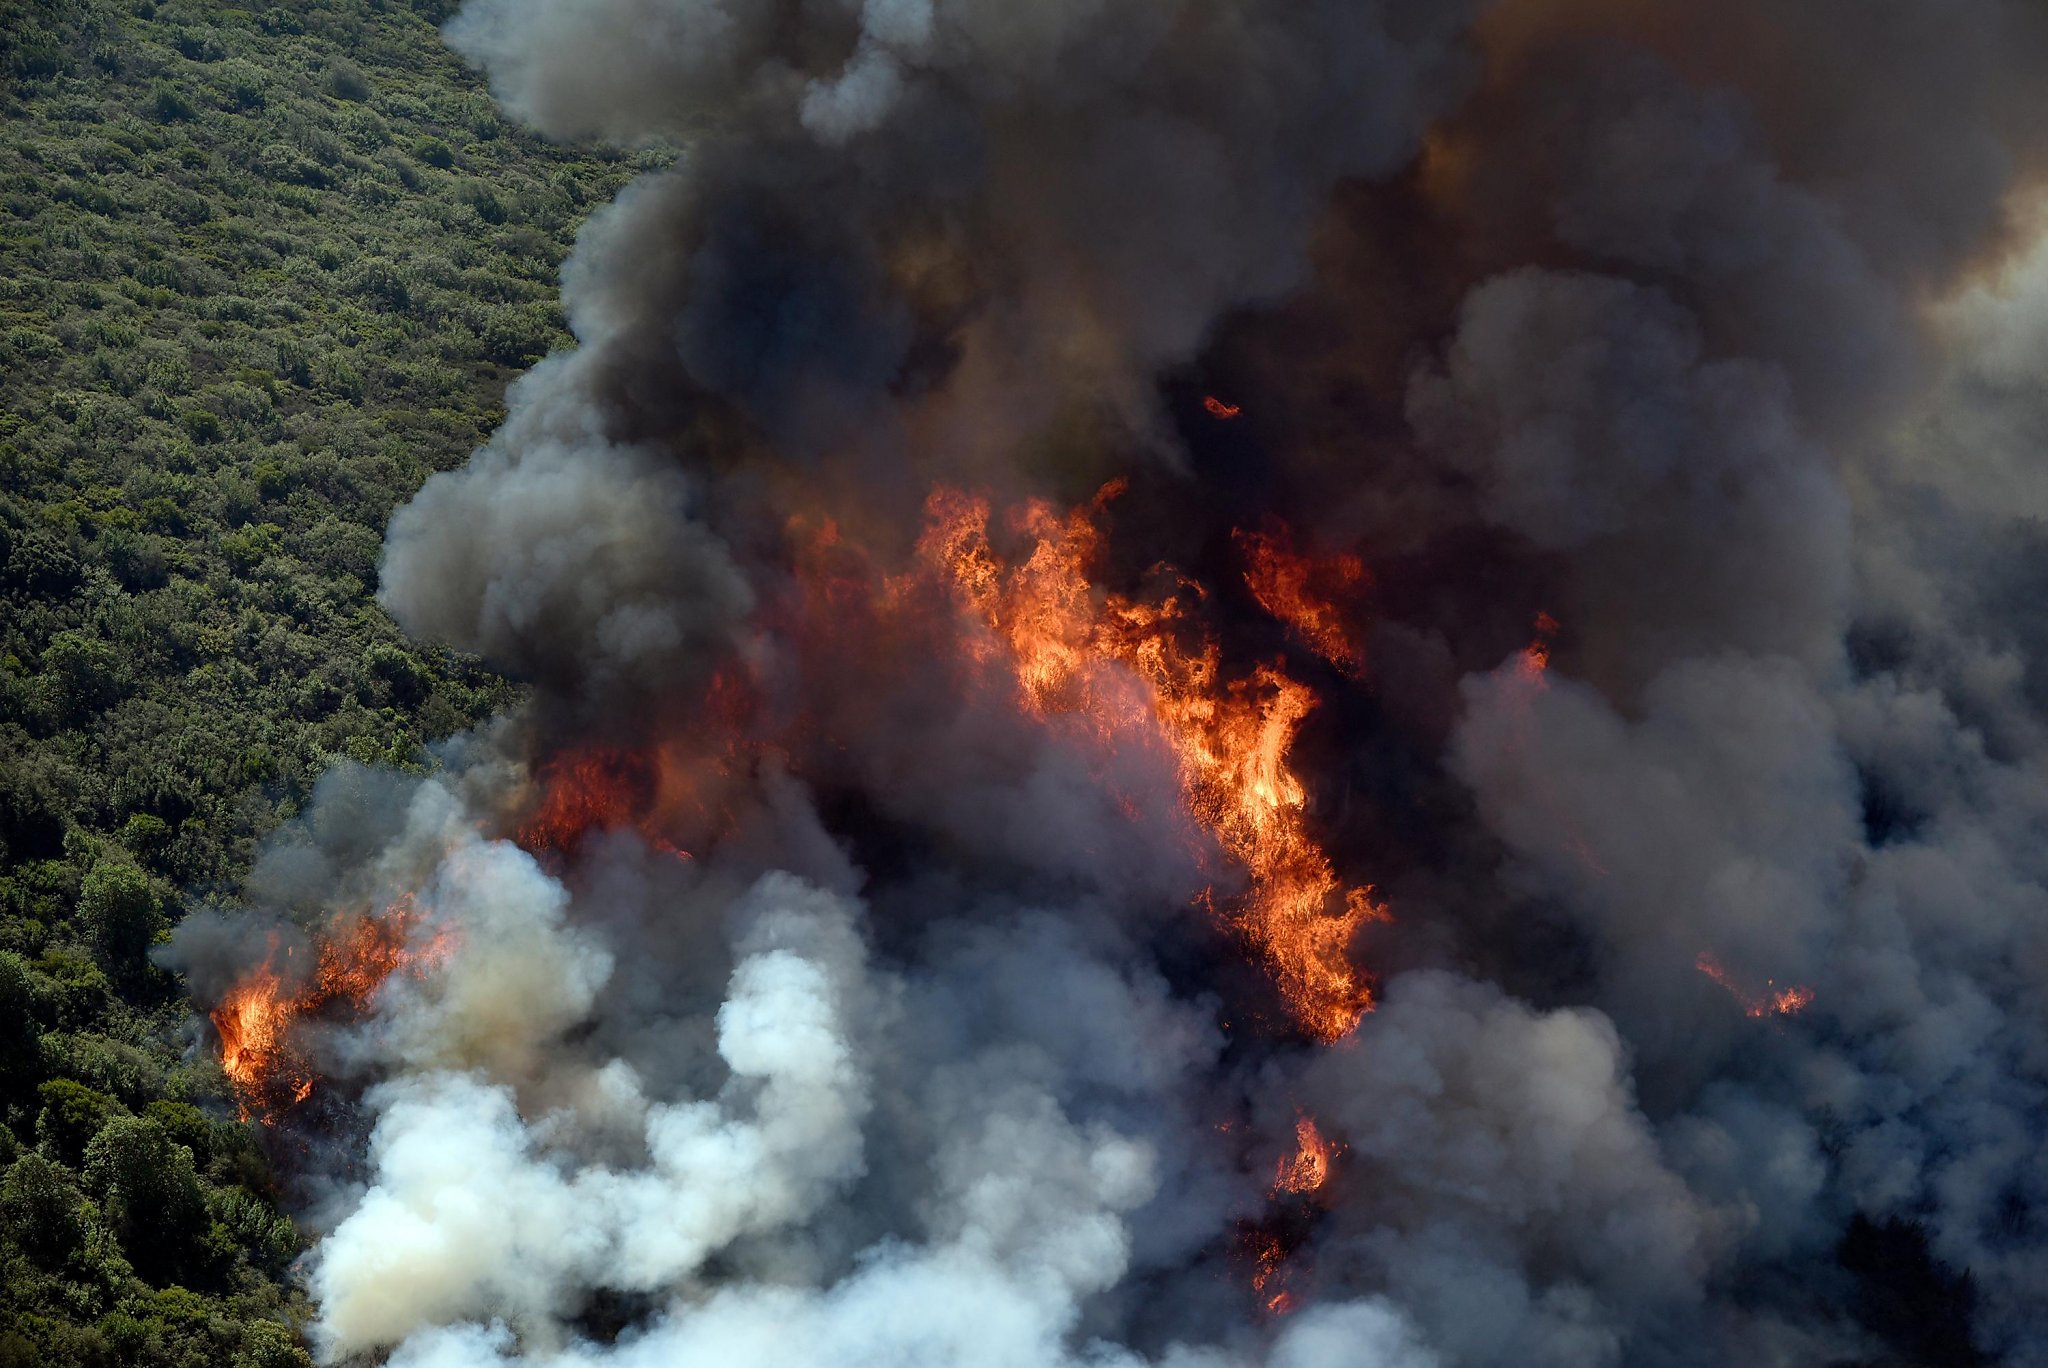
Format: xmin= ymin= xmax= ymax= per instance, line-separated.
xmin=170 ymin=1 xmax=2048 ymax=1365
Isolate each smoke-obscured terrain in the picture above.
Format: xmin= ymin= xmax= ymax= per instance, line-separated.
xmin=71 ymin=0 xmax=2048 ymax=1364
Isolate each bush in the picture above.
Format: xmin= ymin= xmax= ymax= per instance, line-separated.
xmin=325 ymin=58 xmax=371 ymax=101
xmin=0 ymin=1152 xmax=87 ymax=1265
xmin=459 ymin=180 xmax=506 ymax=224
xmin=412 ymin=135 xmax=454 ymax=168
xmin=178 ymin=407 xmax=222 ymax=443
xmin=152 ymin=85 xmax=196 ymax=122
xmin=102 ymin=529 xmax=171 ymax=591
xmin=41 ymin=630 xmax=128 ymax=724
xmin=478 ymin=305 xmax=555 ymax=364
xmin=0 ymin=951 xmax=38 ymax=1086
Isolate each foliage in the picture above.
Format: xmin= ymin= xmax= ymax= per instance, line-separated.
xmin=0 ymin=0 xmax=639 ymax=1359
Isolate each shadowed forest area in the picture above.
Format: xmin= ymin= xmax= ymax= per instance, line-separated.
xmin=0 ymin=1 xmax=642 ymax=1361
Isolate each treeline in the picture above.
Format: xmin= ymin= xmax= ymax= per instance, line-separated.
xmin=0 ymin=0 xmax=636 ymax=1361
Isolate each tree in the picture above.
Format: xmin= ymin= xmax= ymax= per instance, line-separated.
xmin=36 ymin=1078 xmax=120 ymax=1166
xmin=77 ymin=862 xmax=163 ymax=989
xmin=1 ymin=1151 xmax=87 ymax=1265
xmin=40 ymin=629 xmax=128 ymax=725
xmin=0 ymin=951 xmax=38 ymax=1090
xmin=83 ymin=1117 xmax=208 ymax=1283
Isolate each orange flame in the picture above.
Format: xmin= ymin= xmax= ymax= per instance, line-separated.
xmin=213 ymin=960 xmax=296 ymax=1099
xmin=1695 ymin=952 xmax=1814 ymax=1019
xmin=1273 ymin=1115 xmax=1336 ymax=1196
xmin=918 ymin=486 xmax=1380 ymax=1041
xmin=1236 ymin=527 xmax=1369 ymax=676
xmin=209 ymin=896 xmax=444 ymax=1123
xmin=1203 ymin=396 xmax=1242 ymax=419
xmin=515 ymin=743 xmax=707 ymax=867
xmin=1240 ymin=1114 xmax=1340 ymax=1316
xmin=518 ymin=747 xmax=655 ymax=855
xmin=1248 ymin=1228 xmax=1296 ymax=1315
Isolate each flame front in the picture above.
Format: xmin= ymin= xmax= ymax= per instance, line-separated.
xmin=208 ymin=897 xmax=442 ymax=1122
xmin=919 ymin=485 xmax=1380 ymax=1041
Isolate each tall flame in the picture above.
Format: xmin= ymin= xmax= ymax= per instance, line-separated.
xmin=214 ymin=958 xmax=295 ymax=1100
xmin=918 ymin=485 xmax=1381 ymax=1041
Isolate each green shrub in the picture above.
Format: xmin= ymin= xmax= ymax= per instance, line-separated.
xmin=178 ymin=407 xmax=222 ymax=442
xmin=84 ymin=1118 xmax=209 ymax=1282
xmin=0 ymin=1152 xmax=88 ymax=1265
xmin=325 ymin=58 xmax=371 ymax=101
xmin=152 ymin=85 xmax=196 ymax=123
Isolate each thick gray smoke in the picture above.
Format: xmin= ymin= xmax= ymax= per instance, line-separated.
xmin=178 ymin=1 xmax=2048 ymax=1365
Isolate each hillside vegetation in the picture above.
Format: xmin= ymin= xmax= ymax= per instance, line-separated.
xmin=0 ymin=1 xmax=635 ymax=1361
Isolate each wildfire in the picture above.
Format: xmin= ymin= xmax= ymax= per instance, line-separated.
xmin=214 ymin=960 xmax=294 ymax=1097
xmin=1521 ymin=610 xmax=1559 ymax=680
xmin=1236 ymin=527 xmax=1369 ymax=676
xmin=1695 ymin=952 xmax=1814 ymax=1019
xmin=518 ymin=747 xmax=656 ymax=856
xmin=1272 ymin=1114 xmax=1336 ymax=1196
xmin=515 ymin=742 xmax=708 ymax=866
xmin=1245 ymin=1228 xmax=1295 ymax=1314
xmin=209 ymin=896 xmax=441 ymax=1122
xmin=1237 ymin=1111 xmax=1342 ymax=1316
xmin=1203 ymin=396 xmax=1242 ymax=419
xmin=918 ymin=485 xmax=1381 ymax=1041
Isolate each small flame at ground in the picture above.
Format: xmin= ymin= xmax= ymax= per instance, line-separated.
xmin=1521 ymin=610 xmax=1559 ymax=680
xmin=1238 ymin=1110 xmax=1342 ymax=1316
xmin=1203 ymin=396 xmax=1242 ymax=419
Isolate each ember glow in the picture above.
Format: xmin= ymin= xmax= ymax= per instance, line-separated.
xmin=918 ymin=485 xmax=1381 ymax=1040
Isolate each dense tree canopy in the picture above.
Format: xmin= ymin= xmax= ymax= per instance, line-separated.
xmin=0 ymin=0 xmax=634 ymax=1358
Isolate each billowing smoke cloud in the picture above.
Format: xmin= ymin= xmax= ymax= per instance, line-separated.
xmin=168 ymin=0 xmax=2048 ymax=1365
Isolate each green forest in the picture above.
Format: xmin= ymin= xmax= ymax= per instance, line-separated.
xmin=0 ymin=1 xmax=638 ymax=1361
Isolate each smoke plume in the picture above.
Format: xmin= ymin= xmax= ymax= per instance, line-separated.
xmin=169 ymin=1 xmax=2048 ymax=1364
